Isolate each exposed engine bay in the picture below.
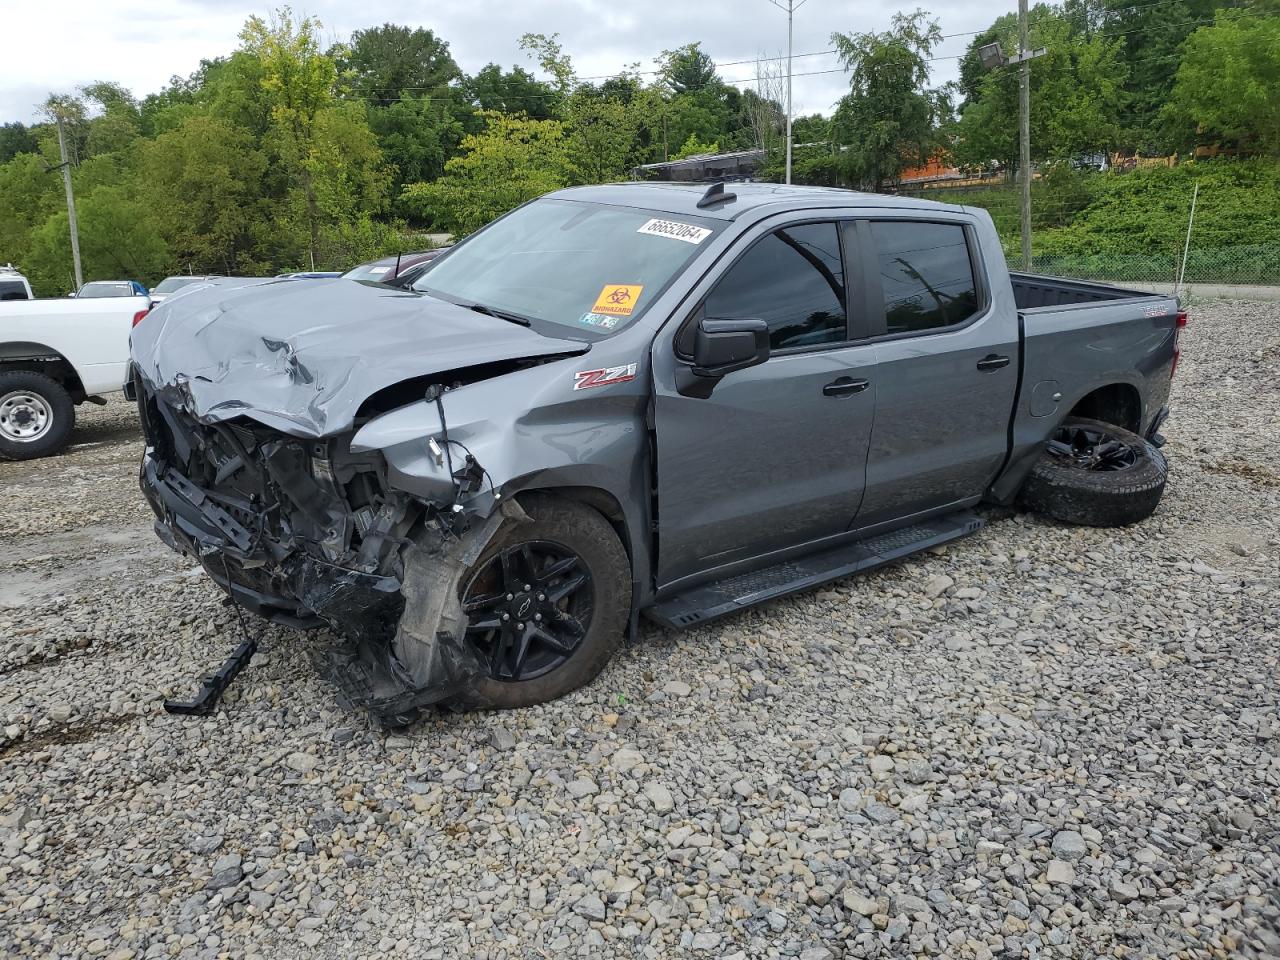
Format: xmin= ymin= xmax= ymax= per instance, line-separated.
xmin=133 ymin=368 xmax=536 ymax=725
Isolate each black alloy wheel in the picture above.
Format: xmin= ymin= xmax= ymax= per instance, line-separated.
xmin=1045 ymin=422 xmax=1140 ymax=472
xmin=1020 ymin=416 xmax=1168 ymax=528
xmin=462 ymin=540 xmax=594 ymax=682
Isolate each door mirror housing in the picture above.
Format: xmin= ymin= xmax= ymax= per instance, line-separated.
xmin=692 ymin=317 xmax=770 ymax=378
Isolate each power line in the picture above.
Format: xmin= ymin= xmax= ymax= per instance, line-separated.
xmin=337 ymin=4 xmax=1269 ymax=106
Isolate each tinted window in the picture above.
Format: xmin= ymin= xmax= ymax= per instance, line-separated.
xmin=703 ymin=223 xmax=846 ymax=351
xmin=872 ymin=221 xmax=979 ymax=335
xmin=0 ymin=280 xmax=28 ymax=301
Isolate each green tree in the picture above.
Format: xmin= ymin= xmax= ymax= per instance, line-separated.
xmin=139 ymin=114 xmax=268 ymax=273
xmin=1096 ymin=0 xmax=1230 ymax=152
xmin=401 ymin=112 xmax=570 ymax=235
xmin=80 ymin=82 xmax=142 ymax=157
xmin=518 ymin=32 xmax=575 ymax=101
xmin=368 ymin=96 xmax=465 ymax=194
xmin=0 ymin=123 xmax=39 ymax=163
xmin=463 ymin=64 xmax=557 ymax=120
xmin=673 ymin=133 xmax=719 ymax=159
xmin=337 ymin=24 xmax=459 ymax=106
xmin=1167 ymin=13 xmax=1280 ymax=156
xmin=0 ymin=154 xmax=63 ymax=272
xmin=830 ymin=10 xmax=946 ymax=189
xmin=951 ymin=7 xmax=1126 ymax=171
xmin=658 ymin=43 xmax=719 ymax=94
xmin=239 ymin=7 xmax=339 ymax=266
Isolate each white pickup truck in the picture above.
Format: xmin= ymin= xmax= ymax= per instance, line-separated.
xmin=0 ymin=295 xmax=150 ymax=459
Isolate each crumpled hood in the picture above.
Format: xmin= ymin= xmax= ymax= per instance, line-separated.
xmin=130 ymin=278 xmax=589 ymax=437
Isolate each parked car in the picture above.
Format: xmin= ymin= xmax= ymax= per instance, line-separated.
xmin=150 ymin=275 xmax=221 ymax=305
xmin=1 ymin=293 xmax=150 ymax=459
xmin=0 ymin=264 xmax=33 ymax=301
xmin=342 ymin=249 xmax=447 ymax=283
xmin=130 ymin=183 xmax=1180 ymax=724
xmin=74 ymin=280 xmax=149 ymax=299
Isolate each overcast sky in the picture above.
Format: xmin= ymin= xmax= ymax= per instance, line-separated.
xmin=0 ymin=0 xmax=996 ymax=126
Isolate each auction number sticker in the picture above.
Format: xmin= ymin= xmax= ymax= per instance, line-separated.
xmin=636 ymin=218 xmax=713 ymax=245
xmin=592 ymin=284 xmax=644 ymax=317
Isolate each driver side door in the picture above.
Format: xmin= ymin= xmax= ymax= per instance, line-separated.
xmin=650 ymin=219 xmax=878 ymax=591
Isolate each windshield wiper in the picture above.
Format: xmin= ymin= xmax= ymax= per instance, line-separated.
xmin=418 ymin=287 xmax=533 ymax=327
xmin=466 ymin=302 xmax=531 ymax=327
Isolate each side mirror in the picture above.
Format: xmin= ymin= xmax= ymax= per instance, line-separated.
xmin=692 ymin=317 xmax=770 ymax=378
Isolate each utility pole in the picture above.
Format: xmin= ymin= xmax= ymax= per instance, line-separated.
xmin=767 ymin=0 xmax=809 ymax=185
xmin=1018 ymin=0 xmax=1032 ymax=271
xmin=54 ymin=115 xmax=84 ymax=291
xmin=977 ymin=13 xmax=1044 ymax=271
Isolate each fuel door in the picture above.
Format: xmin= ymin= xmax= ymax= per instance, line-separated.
xmin=1029 ymin=380 xmax=1062 ymax=418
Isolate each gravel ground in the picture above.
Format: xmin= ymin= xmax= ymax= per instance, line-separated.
xmin=1 ymin=299 xmax=1277 ymax=960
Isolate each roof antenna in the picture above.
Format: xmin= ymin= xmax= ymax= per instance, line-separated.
xmin=697 ymin=181 xmax=737 ymax=209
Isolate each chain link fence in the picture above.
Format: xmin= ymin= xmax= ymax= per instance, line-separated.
xmin=899 ymin=183 xmax=1280 ymax=294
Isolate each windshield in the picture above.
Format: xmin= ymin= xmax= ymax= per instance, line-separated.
xmin=78 ymin=282 xmax=133 ymax=298
xmin=154 ymin=277 xmax=204 ymax=294
xmin=412 ymin=198 xmax=720 ymax=336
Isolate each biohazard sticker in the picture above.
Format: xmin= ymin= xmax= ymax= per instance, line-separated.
xmin=637 ymin=218 xmax=713 ymax=245
xmin=591 ymin=284 xmax=643 ymax=317
xmin=577 ymin=311 xmax=622 ymax=330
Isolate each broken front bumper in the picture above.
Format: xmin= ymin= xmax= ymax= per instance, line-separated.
xmin=140 ymin=449 xmax=404 ymax=639
xmin=134 ymin=374 xmax=507 ymax=723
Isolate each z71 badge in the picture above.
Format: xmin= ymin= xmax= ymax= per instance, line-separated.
xmin=574 ymin=363 xmax=638 ymax=390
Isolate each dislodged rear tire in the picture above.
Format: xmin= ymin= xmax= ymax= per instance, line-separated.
xmin=0 ymin=371 xmax=75 ymax=461
xmin=1019 ymin=417 xmax=1167 ymax=527
xmin=449 ymin=496 xmax=631 ymax=710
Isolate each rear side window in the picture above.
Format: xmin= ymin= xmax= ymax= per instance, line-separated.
xmin=0 ymin=280 xmax=28 ymax=301
xmin=703 ymin=222 xmax=846 ymax=351
xmin=872 ymin=221 xmax=979 ymax=335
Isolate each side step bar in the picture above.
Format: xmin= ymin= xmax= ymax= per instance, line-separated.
xmin=645 ymin=510 xmax=984 ymax=630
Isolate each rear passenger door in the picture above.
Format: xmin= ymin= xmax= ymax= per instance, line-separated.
xmin=854 ymin=218 xmax=1018 ymax=528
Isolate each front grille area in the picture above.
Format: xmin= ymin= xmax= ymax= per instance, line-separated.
xmin=134 ymin=370 xmax=413 ymax=640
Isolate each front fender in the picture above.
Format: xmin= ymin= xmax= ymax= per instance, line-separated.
xmin=350 ymin=357 xmax=653 ymax=594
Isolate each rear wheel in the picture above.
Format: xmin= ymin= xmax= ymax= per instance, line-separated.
xmin=0 ymin=371 xmax=75 ymax=461
xmin=450 ymin=497 xmax=631 ymax=709
xmin=1019 ymin=417 xmax=1167 ymax=527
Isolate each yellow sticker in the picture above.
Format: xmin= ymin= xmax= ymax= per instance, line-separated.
xmin=591 ymin=284 xmax=643 ymax=317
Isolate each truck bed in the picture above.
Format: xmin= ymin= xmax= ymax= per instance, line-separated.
xmin=1010 ymin=272 xmax=1166 ymax=310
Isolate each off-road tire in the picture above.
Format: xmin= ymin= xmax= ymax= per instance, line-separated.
xmin=1020 ymin=416 xmax=1167 ymax=527
xmin=0 ymin=370 xmax=75 ymax=461
xmin=449 ymin=496 xmax=631 ymax=710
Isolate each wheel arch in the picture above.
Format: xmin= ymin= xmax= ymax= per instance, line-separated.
xmin=512 ymin=484 xmax=635 ymax=562
xmin=1066 ymin=381 xmax=1143 ymax=435
xmin=0 ymin=341 xmax=88 ymax=402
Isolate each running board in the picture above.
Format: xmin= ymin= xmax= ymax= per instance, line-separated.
xmin=645 ymin=510 xmax=983 ymax=630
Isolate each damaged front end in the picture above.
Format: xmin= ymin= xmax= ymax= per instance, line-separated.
xmin=127 ymin=278 xmax=599 ymax=722
xmin=134 ymin=371 xmax=505 ymax=724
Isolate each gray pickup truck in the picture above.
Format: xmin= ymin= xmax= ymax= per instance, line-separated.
xmin=130 ymin=183 xmax=1181 ymax=723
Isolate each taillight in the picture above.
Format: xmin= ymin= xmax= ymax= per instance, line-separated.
xmin=1170 ymin=310 xmax=1187 ymax=378
xmin=132 ymin=308 xmax=150 ymax=328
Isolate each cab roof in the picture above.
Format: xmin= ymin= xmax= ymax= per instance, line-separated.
xmin=547 ymin=182 xmax=964 ymax=221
